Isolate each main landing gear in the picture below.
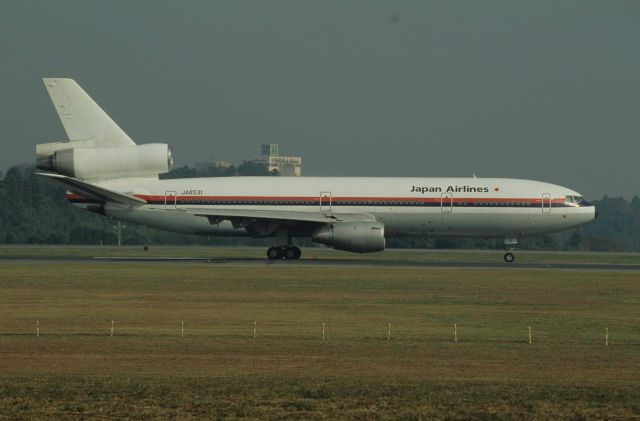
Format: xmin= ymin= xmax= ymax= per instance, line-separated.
xmin=267 ymin=246 xmax=301 ymax=260
xmin=504 ymin=252 xmax=515 ymax=263
xmin=267 ymin=228 xmax=301 ymax=260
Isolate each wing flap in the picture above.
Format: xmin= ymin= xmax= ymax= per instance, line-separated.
xmin=37 ymin=173 xmax=146 ymax=206
xmin=189 ymin=208 xmax=376 ymax=225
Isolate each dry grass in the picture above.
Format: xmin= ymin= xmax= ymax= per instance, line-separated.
xmin=0 ymin=262 xmax=639 ymax=418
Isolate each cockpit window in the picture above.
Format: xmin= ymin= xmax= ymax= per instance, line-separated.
xmin=576 ymin=196 xmax=591 ymax=206
xmin=565 ymin=195 xmax=591 ymax=206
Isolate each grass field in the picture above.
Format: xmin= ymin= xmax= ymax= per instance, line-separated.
xmin=0 ymin=251 xmax=639 ymax=419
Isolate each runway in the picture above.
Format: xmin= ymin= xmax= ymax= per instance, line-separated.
xmin=2 ymin=254 xmax=640 ymax=271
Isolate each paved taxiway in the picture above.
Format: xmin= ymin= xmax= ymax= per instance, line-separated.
xmin=1 ymin=255 xmax=640 ymax=271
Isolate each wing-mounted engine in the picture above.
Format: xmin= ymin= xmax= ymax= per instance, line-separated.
xmin=312 ymin=221 xmax=385 ymax=253
xmin=36 ymin=143 xmax=173 ymax=180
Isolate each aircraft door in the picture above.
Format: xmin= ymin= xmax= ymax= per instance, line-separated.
xmin=320 ymin=192 xmax=332 ymax=212
xmin=165 ymin=191 xmax=177 ymax=209
xmin=441 ymin=193 xmax=453 ymax=213
xmin=542 ymin=193 xmax=551 ymax=213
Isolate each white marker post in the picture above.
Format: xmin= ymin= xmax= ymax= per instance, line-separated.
xmin=253 ymin=321 xmax=257 ymax=339
xmin=111 ymin=320 xmax=114 ymax=337
xmin=528 ymin=326 xmax=532 ymax=344
xmin=322 ymin=322 xmax=325 ymax=341
xmin=36 ymin=320 xmax=40 ymax=337
xmin=387 ymin=323 xmax=391 ymax=341
xmin=605 ymin=327 xmax=609 ymax=347
xmin=181 ymin=321 xmax=184 ymax=338
xmin=454 ymin=323 xmax=457 ymax=342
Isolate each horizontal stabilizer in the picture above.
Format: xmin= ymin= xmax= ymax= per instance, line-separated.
xmin=42 ymin=78 xmax=135 ymax=146
xmin=36 ymin=173 xmax=146 ymax=206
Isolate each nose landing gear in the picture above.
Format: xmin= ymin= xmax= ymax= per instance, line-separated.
xmin=503 ymin=237 xmax=518 ymax=263
xmin=267 ymin=246 xmax=301 ymax=260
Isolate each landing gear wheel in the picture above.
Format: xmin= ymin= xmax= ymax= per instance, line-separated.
xmin=504 ymin=252 xmax=515 ymax=263
xmin=284 ymin=246 xmax=302 ymax=260
xmin=267 ymin=246 xmax=284 ymax=260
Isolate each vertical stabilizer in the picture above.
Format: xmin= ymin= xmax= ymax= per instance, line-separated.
xmin=42 ymin=78 xmax=135 ymax=146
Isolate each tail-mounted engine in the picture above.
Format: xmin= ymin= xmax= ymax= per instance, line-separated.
xmin=36 ymin=143 xmax=173 ymax=180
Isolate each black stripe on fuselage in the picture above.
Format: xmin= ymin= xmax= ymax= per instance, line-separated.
xmin=68 ymin=198 xmax=104 ymax=204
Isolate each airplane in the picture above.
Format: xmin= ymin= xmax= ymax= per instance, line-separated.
xmin=35 ymin=78 xmax=597 ymax=262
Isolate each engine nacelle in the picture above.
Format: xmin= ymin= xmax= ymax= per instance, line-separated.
xmin=36 ymin=143 xmax=173 ymax=180
xmin=312 ymin=221 xmax=385 ymax=253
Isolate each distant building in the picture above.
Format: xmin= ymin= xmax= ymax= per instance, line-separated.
xmin=260 ymin=144 xmax=302 ymax=177
xmin=261 ymin=144 xmax=279 ymax=157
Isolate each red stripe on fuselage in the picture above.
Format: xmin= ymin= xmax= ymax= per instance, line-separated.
xmin=134 ymin=195 xmax=565 ymax=204
xmin=65 ymin=193 xmax=565 ymax=203
xmin=65 ymin=192 xmax=565 ymax=204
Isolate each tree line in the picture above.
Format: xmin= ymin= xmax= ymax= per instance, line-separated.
xmin=1 ymin=164 xmax=638 ymax=251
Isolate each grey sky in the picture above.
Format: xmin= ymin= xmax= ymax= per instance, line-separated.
xmin=0 ymin=1 xmax=638 ymax=199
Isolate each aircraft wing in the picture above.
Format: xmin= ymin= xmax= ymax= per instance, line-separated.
xmin=36 ymin=173 xmax=146 ymax=206
xmin=189 ymin=208 xmax=376 ymax=228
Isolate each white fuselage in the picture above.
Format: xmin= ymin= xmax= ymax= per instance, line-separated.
xmin=37 ymin=78 xmax=597 ymax=254
xmin=68 ymin=176 xmax=596 ymax=240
